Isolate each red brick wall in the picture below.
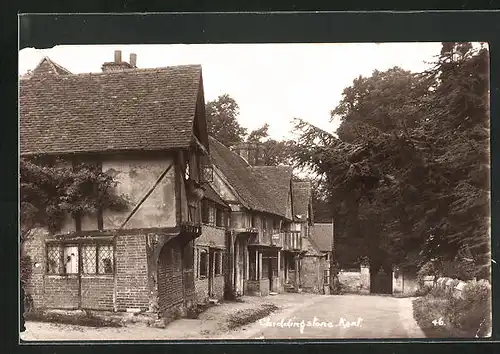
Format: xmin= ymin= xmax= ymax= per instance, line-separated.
xmin=115 ymin=234 xmax=150 ymax=310
xmin=23 ymin=228 xmax=47 ymax=309
xmin=81 ymin=276 xmax=114 ymax=310
xmin=157 ymin=239 xmax=184 ymax=320
xmin=44 ymin=275 xmax=80 ymax=309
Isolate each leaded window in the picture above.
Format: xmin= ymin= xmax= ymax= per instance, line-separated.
xmin=63 ymin=245 xmax=79 ymax=274
xmin=47 ymin=242 xmax=114 ymax=275
xmin=81 ymin=244 xmax=114 ymax=274
xmin=47 ymin=245 xmax=61 ymax=274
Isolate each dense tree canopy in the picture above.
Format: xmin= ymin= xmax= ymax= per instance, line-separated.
xmin=205 ymin=94 xmax=247 ymax=148
xmin=292 ymin=42 xmax=490 ymax=279
xmin=206 ymin=95 xmax=295 ymax=166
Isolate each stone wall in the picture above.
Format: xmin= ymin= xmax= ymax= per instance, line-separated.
xmin=392 ymin=271 xmax=418 ymax=296
xmin=338 ymin=270 xmax=362 ymax=293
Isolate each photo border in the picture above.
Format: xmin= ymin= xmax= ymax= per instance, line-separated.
xmin=7 ymin=9 xmax=500 ymax=353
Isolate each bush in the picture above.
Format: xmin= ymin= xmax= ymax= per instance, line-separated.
xmin=417 ymin=261 xmax=438 ymax=288
xmin=452 ymin=280 xmax=491 ymax=336
xmin=415 ymin=285 xmax=433 ymax=297
xmin=412 ymin=279 xmax=491 ymax=338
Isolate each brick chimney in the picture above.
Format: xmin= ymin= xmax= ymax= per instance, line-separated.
xmin=232 ymin=142 xmax=266 ymax=166
xmin=101 ymin=50 xmax=136 ymax=72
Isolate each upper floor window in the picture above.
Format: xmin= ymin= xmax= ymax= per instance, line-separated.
xmin=201 ymin=200 xmax=210 ymax=224
xmin=185 ymin=160 xmax=190 ymax=180
xmin=251 ymin=214 xmax=258 ymax=228
xmin=216 ymin=209 xmax=224 ymax=227
xmin=273 ymin=218 xmax=281 ymax=230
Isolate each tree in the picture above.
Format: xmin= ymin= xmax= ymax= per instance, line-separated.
xmin=291 ymin=43 xmax=490 ymax=279
xmin=246 ymin=123 xmax=297 ymax=166
xmin=20 ymin=158 xmax=129 ymax=240
xmin=247 ymin=123 xmax=270 ymax=143
xmin=205 ymin=94 xmax=247 ymax=147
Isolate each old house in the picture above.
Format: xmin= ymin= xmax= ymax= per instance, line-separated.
xmin=307 ymin=222 xmax=334 ymax=293
xmin=194 ymin=184 xmax=230 ymax=304
xmin=208 ymin=137 xmax=298 ymax=297
xmin=21 ymin=51 xmax=211 ymax=323
xmin=285 ymin=182 xmax=329 ymax=294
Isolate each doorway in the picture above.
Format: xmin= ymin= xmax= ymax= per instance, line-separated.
xmin=208 ymin=250 xmax=214 ymax=297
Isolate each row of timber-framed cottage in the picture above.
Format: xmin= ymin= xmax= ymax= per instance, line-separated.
xmin=20 ymin=50 xmax=335 ymax=324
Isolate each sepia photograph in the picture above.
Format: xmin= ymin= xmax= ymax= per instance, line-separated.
xmin=19 ymin=41 xmax=491 ymax=341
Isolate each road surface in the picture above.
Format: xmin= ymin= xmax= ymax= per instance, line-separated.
xmin=21 ymin=293 xmax=425 ymax=341
xmin=218 ymin=294 xmax=426 ymax=339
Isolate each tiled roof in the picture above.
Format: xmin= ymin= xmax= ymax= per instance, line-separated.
xmin=20 ymin=62 xmax=203 ymax=155
xmin=203 ymin=184 xmax=230 ymax=209
xmin=30 ymin=57 xmax=73 ymax=76
xmin=292 ymin=181 xmax=312 ymax=222
xmin=208 ymin=136 xmax=292 ymax=218
xmin=251 ymin=166 xmax=293 ymax=217
xmin=310 ymin=223 xmax=334 ymax=252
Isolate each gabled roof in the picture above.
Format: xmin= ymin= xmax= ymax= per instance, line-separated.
xmin=20 ymin=61 xmax=204 ymax=155
xmin=203 ymin=184 xmax=230 ymax=209
xmin=31 ymin=57 xmax=73 ymax=76
xmin=310 ymin=223 xmax=334 ymax=252
xmin=208 ymin=136 xmax=293 ymax=218
xmin=292 ymin=181 xmax=312 ymax=222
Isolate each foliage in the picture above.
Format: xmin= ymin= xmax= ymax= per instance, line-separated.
xmin=20 ymin=157 xmax=129 ymax=237
xmin=413 ymin=280 xmax=491 ymax=338
xmin=205 ymin=94 xmax=247 ymax=148
xmin=414 ymin=279 xmax=491 ymax=338
xmin=291 ymin=43 xmax=490 ymax=277
xmin=206 ymin=94 xmax=296 ymax=166
xmin=247 ymin=123 xmax=270 ymax=143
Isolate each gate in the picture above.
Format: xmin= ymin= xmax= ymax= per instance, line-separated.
xmin=370 ymin=266 xmax=393 ymax=294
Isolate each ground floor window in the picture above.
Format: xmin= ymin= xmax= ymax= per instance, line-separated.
xmin=46 ymin=242 xmax=115 ymax=275
xmin=81 ymin=244 xmax=114 ymax=274
xmin=199 ymin=249 xmax=208 ymax=278
xmin=214 ymin=250 xmax=222 ymax=275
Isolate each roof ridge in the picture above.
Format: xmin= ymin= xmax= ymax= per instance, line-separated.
xmin=70 ymin=64 xmax=203 ymax=77
xmin=208 ymin=136 xmax=252 ymax=167
xmin=37 ymin=56 xmax=73 ymax=75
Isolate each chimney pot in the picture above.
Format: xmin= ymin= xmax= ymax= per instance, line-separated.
xmin=114 ymin=50 xmax=122 ymax=63
xmin=130 ymin=53 xmax=137 ymax=67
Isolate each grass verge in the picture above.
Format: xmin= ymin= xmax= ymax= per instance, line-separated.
xmin=24 ymin=310 xmax=123 ymax=328
xmin=412 ymin=296 xmax=487 ymax=338
xmin=227 ymin=303 xmax=279 ymax=330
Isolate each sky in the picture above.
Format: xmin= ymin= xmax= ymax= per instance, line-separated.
xmin=19 ymin=43 xmax=444 ymax=140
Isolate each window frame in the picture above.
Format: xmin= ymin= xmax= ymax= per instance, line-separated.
xmin=199 ymin=249 xmax=208 ymax=279
xmin=214 ymin=251 xmax=222 ymax=276
xmin=46 ymin=241 xmax=115 ymax=276
xmin=81 ymin=243 xmax=115 ymax=275
xmin=215 ymin=208 xmax=224 ymax=227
